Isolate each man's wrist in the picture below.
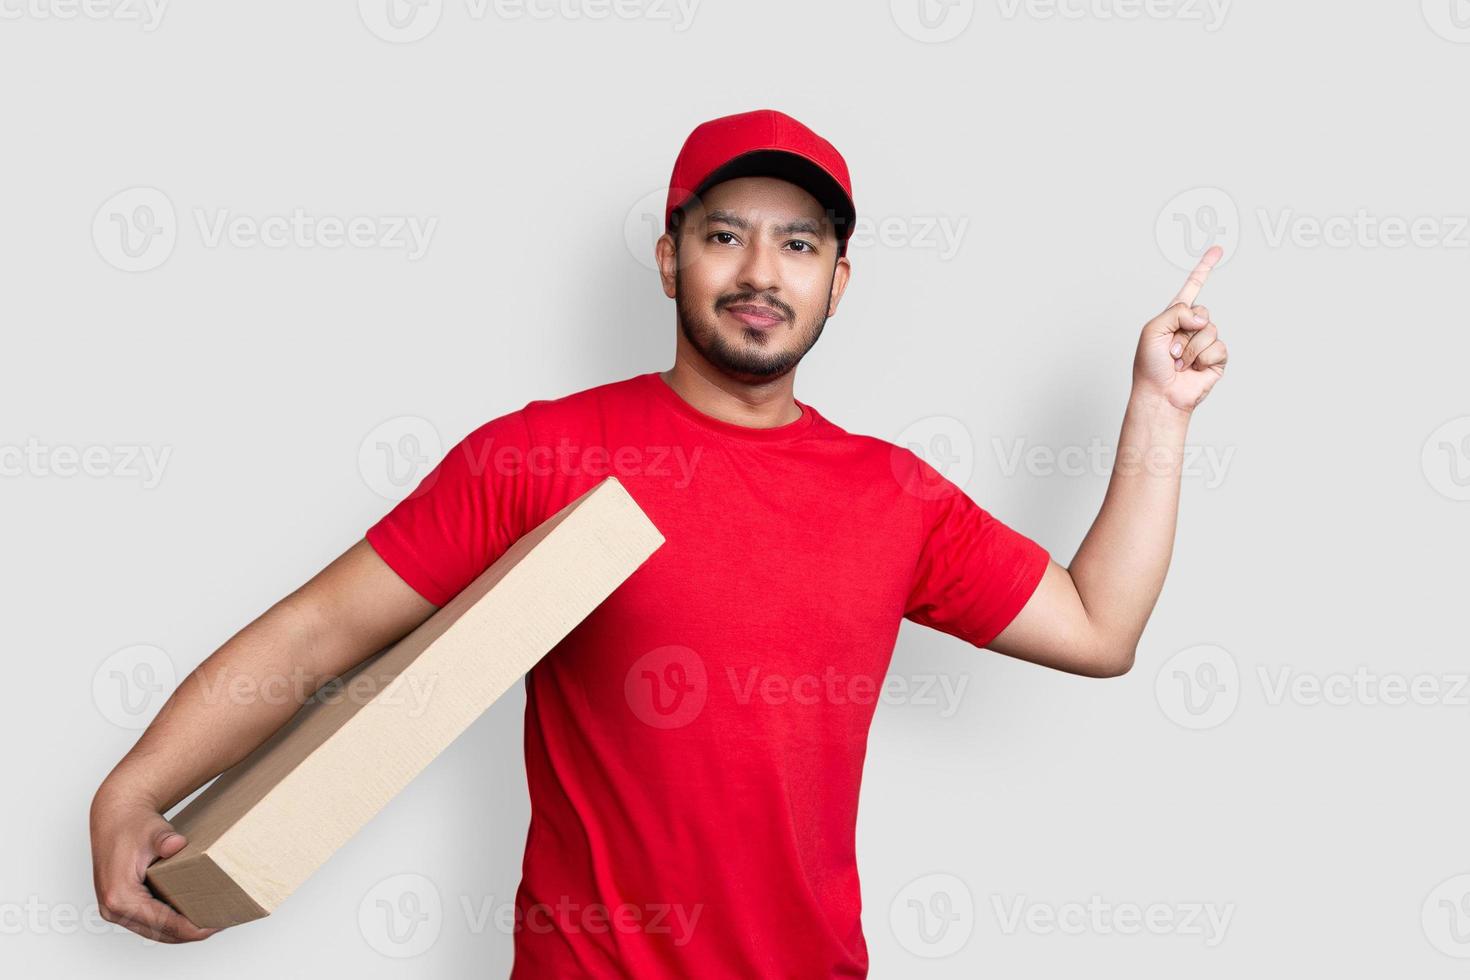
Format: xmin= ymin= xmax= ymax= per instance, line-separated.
xmin=1111 ymin=386 xmax=1194 ymax=482
xmin=93 ymin=769 xmax=166 ymax=816
xmin=1128 ymin=385 xmax=1194 ymax=429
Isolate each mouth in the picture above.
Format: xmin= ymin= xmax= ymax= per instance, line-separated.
xmin=723 ymin=304 xmax=786 ymax=328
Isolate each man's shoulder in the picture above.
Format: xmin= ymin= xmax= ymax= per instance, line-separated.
xmin=470 ymin=372 xmax=649 ymax=438
xmin=798 ymin=407 xmax=956 ymax=503
xmin=534 ymin=372 xmax=649 ymax=409
xmin=801 ymin=405 xmax=911 ymax=459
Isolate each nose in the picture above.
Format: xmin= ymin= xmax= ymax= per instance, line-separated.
xmin=736 ymin=236 xmax=780 ymax=297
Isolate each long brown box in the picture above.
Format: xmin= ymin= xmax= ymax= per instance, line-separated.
xmin=145 ymin=476 xmax=663 ymax=928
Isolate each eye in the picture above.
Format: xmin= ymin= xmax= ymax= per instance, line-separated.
xmin=787 ymin=240 xmax=816 ymax=253
xmin=709 ymin=231 xmax=739 ymax=246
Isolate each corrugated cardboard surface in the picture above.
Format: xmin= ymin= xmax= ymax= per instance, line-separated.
xmin=146 ymin=476 xmax=664 ymax=928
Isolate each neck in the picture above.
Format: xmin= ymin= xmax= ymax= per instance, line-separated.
xmin=658 ymin=359 xmax=803 ymax=429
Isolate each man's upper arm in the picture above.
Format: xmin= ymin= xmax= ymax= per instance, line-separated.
xmin=985 ymin=558 xmax=1130 ymax=677
xmin=901 ymin=451 xmax=1051 ymax=650
xmin=284 ymin=538 xmax=438 ymax=681
xmin=899 ymin=447 xmax=1126 ymax=677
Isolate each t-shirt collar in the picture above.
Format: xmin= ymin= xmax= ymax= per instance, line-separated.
xmin=641 ymin=371 xmax=817 ymax=444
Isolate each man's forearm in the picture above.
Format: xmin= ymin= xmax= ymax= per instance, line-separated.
xmin=1067 ymin=388 xmax=1193 ymax=665
xmin=92 ymin=597 xmax=336 ymax=815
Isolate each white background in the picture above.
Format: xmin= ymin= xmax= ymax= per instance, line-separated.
xmin=3 ymin=0 xmax=1468 ymax=976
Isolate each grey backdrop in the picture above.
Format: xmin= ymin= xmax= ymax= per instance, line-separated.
xmin=3 ymin=1 xmax=1467 ymax=976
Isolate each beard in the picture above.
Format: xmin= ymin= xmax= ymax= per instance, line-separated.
xmin=673 ymin=249 xmax=834 ymax=383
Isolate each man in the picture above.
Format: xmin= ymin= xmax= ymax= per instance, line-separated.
xmin=90 ymin=109 xmax=1228 ymax=976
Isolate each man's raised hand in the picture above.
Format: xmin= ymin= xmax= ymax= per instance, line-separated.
xmin=1133 ymin=244 xmax=1230 ymax=413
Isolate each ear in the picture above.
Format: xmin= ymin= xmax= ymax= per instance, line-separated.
xmin=826 ymin=254 xmax=852 ymax=318
xmin=655 ymin=232 xmax=678 ymax=299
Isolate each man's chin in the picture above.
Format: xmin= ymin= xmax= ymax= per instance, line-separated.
xmin=699 ymin=340 xmax=793 ymax=379
xmin=678 ymin=310 xmax=814 ymax=380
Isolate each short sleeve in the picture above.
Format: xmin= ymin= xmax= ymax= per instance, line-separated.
xmin=901 ymin=453 xmax=1050 ymax=649
xmin=364 ymin=410 xmax=535 ymax=607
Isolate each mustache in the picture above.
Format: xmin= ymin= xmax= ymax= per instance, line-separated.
xmin=717 ymin=294 xmax=793 ymax=319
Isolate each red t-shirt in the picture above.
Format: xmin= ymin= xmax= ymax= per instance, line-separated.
xmin=364 ymin=370 xmax=1049 ymax=978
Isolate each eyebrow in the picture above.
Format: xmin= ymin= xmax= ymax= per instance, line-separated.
xmin=704 ymin=208 xmax=827 ymax=238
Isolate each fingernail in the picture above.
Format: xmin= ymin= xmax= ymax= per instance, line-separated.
xmin=1193 ymin=313 xmax=1207 ymax=324
xmin=1174 ymin=357 xmax=1183 ymax=370
xmin=1171 ymin=342 xmax=1183 ymax=356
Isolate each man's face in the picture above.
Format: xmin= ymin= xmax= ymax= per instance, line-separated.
xmin=657 ymin=175 xmax=851 ymax=383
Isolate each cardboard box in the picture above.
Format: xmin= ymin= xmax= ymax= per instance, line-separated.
xmin=145 ymin=476 xmax=664 ymax=929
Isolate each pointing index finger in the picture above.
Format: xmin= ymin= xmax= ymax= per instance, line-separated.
xmin=1170 ymin=244 xmax=1224 ymax=308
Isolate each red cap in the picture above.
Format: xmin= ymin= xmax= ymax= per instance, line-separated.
xmin=664 ymin=109 xmax=856 ymax=257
